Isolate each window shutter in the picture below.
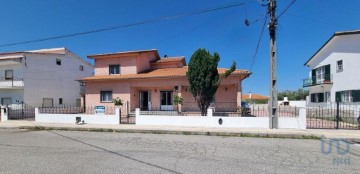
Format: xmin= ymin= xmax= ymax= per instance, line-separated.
xmin=352 ymin=90 xmax=360 ymax=102
xmin=325 ymin=64 xmax=331 ymax=81
xmin=318 ymin=93 xmax=324 ymax=102
xmin=311 ymin=94 xmax=315 ymax=102
xmin=335 ymin=92 xmax=342 ymax=102
xmin=311 ymin=69 xmax=316 ymax=85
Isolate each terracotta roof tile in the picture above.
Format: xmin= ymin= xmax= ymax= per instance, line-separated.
xmin=153 ymin=57 xmax=185 ymax=63
xmin=242 ymin=94 xmax=269 ymax=100
xmin=88 ymin=49 xmax=160 ymax=59
xmin=81 ymin=67 xmax=251 ymax=81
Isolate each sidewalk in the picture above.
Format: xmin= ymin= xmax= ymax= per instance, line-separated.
xmin=1 ymin=120 xmax=360 ymax=142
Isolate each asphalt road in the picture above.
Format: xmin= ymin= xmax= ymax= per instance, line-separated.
xmin=0 ymin=129 xmax=359 ymax=174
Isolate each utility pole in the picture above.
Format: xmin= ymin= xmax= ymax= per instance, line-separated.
xmin=268 ymin=0 xmax=278 ymax=129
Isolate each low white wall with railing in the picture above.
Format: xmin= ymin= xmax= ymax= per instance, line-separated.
xmin=35 ymin=108 xmax=120 ymax=125
xmin=136 ymin=108 xmax=307 ymax=129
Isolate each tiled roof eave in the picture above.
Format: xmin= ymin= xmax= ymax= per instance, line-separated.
xmin=80 ymin=73 xmax=249 ymax=82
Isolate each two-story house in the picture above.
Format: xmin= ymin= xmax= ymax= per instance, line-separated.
xmin=80 ymin=49 xmax=251 ymax=112
xmin=0 ymin=48 xmax=93 ymax=107
xmin=303 ymin=30 xmax=360 ymax=107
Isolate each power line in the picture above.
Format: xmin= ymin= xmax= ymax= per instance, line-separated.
xmin=153 ymin=10 xmax=236 ymax=46
xmin=0 ymin=3 xmax=246 ymax=48
xmin=276 ymin=0 xmax=297 ymax=19
xmin=249 ymin=13 xmax=268 ymax=71
xmin=286 ymin=13 xmax=354 ymax=29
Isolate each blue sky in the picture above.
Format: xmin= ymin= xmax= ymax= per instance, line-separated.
xmin=0 ymin=0 xmax=359 ymax=95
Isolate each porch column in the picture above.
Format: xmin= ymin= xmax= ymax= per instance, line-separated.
xmin=237 ymin=82 xmax=242 ymax=107
xmin=177 ymin=85 xmax=182 ymax=112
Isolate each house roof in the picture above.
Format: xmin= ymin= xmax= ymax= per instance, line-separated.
xmin=80 ymin=67 xmax=251 ymax=82
xmin=151 ymin=57 xmax=186 ymax=66
xmin=0 ymin=47 xmax=93 ymax=67
xmin=0 ymin=47 xmax=67 ymax=56
xmin=242 ymin=94 xmax=269 ymax=100
xmin=304 ymin=30 xmax=360 ymax=66
xmin=88 ymin=49 xmax=160 ymax=59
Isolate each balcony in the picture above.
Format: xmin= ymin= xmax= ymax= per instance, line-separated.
xmin=0 ymin=77 xmax=24 ymax=88
xmin=303 ymin=74 xmax=332 ymax=87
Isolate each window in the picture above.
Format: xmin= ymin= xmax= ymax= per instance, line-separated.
xmin=336 ymin=90 xmax=360 ymax=102
xmin=311 ymin=64 xmax=330 ymax=84
xmin=310 ymin=93 xmax=324 ymax=103
xmin=76 ymin=99 xmax=81 ymax=107
xmin=316 ymin=66 xmax=325 ymax=84
xmin=341 ymin=91 xmax=352 ymax=102
xmin=59 ymin=98 xmax=63 ymax=105
xmin=1 ymin=98 xmax=11 ymax=105
xmin=109 ymin=65 xmax=120 ymax=75
xmin=5 ymin=70 xmax=13 ymax=80
xmin=43 ymin=98 xmax=53 ymax=107
xmin=79 ymin=65 xmax=84 ymax=71
xmin=56 ymin=59 xmax=61 ymax=66
xmin=100 ymin=91 xmax=112 ymax=102
xmin=337 ymin=60 xmax=343 ymax=72
xmin=160 ymin=91 xmax=172 ymax=105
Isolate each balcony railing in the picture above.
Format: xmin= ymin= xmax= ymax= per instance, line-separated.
xmin=0 ymin=77 xmax=24 ymax=88
xmin=303 ymin=74 xmax=332 ymax=87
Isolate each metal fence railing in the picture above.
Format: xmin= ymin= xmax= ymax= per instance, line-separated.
xmin=306 ymin=102 xmax=360 ymax=129
xmin=248 ymin=104 xmax=299 ymax=117
xmin=38 ymin=106 xmax=128 ymax=116
xmin=137 ymin=103 xmax=300 ymax=117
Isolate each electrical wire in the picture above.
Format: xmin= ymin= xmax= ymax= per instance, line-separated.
xmin=286 ymin=13 xmax=353 ymax=29
xmin=153 ymin=10 xmax=236 ymax=46
xmin=0 ymin=3 xmax=246 ymax=48
xmin=249 ymin=13 xmax=268 ymax=71
xmin=276 ymin=0 xmax=297 ymax=19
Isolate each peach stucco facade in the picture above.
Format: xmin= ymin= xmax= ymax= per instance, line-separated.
xmin=81 ymin=49 xmax=251 ymax=112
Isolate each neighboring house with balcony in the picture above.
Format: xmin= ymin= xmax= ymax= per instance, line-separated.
xmin=0 ymin=48 xmax=93 ymax=107
xmin=303 ymin=30 xmax=360 ymax=107
xmin=80 ymin=49 xmax=251 ymax=112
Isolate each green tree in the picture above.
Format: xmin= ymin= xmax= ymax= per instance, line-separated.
xmin=186 ymin=48 xmax=236 ymax=116
xmin=278 ymin=88 xmax=308 ymax=101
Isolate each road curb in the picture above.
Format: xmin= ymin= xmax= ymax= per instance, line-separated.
xmin=16 ymin=125 xmax=321 ymax=140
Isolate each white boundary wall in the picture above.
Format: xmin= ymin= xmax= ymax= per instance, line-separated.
xmin=35 ymin=108 xmax=120 ymax=125
xmin=136 ymin=108 xmax=307 ymax=129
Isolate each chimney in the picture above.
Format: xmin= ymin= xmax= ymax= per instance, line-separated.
xmin=249 ymin=92 xmax=252 ymax=99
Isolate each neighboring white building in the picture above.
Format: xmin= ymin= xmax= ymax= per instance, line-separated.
xmin=0 ymin=48 xmax=93 ymax=107
xmin=304 ymin=30 xmax=360 ymax=107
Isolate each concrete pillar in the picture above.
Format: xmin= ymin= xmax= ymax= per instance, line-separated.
xmin=115 ymin=108 xmax=120 ymax=124
xmin=34 ymin=108 xmax=39 ymax=122
xmin=1 ymin=106 xmax=8 ymax=121
xmin=135 ymin=108 xmax=140 ymax=117
xmin=207 ymin=108 xmax=213 ymax=117
xmin=177 ymin=85 xmax=182 ymax=112
xmin=298 ymin=108 xmax=307 ymax=130
xmin=237 ymin=82 xmax=242 ymax=107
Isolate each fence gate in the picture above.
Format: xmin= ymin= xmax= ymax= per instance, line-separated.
xmin=307 ymin=102 xmax=360 ymax=129
xmin=120 ymin=101 xmax=135 ymax=124
xmin=8 ymin=103 xmax=35 ymax=120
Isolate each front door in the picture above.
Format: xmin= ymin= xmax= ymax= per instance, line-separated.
xmin=139 ymin=91 xmax=151 ymax=111
xmin=160 ymin=91 xmax=173 ymax=110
